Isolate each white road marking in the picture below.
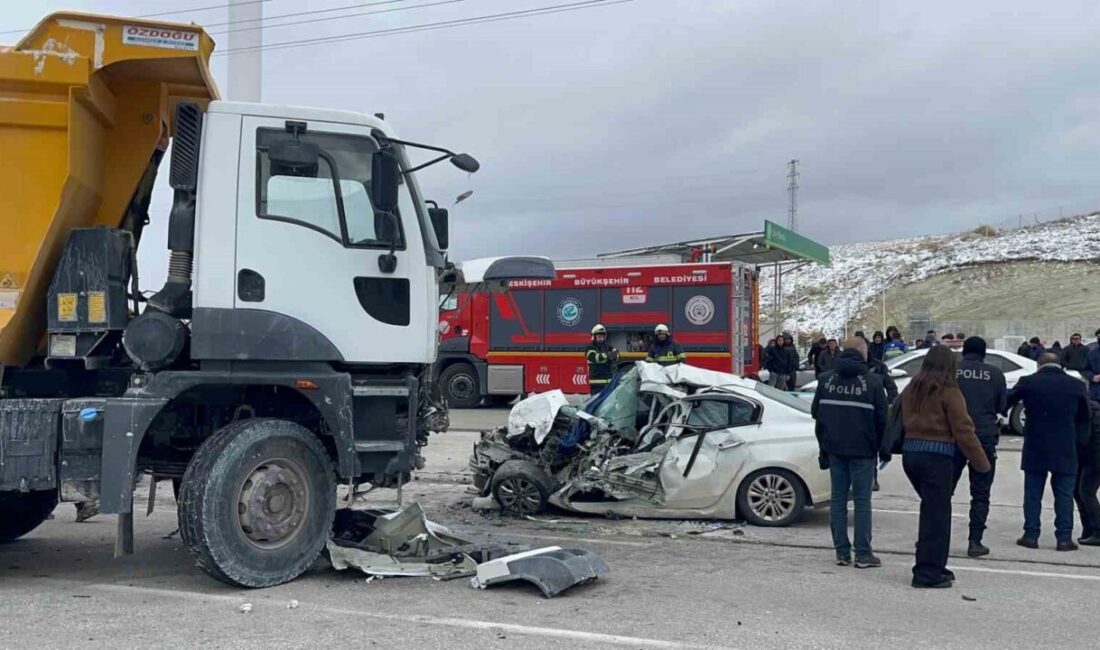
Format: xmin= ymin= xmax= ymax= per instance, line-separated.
xmin=870 ymin=507 xmax=966 ymax=518
xmin=507 ymin=532 xmax=653 ymax=547
xmin=91 ymin=584 xmax=723 ymax=649
xmin=948 ymin=565 xmax=1100 ymax=581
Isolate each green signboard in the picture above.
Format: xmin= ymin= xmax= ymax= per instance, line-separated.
xmin=763 ymin=220 xmax=830 ymax=266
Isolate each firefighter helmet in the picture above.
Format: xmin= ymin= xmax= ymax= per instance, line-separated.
xmin=591 ymin=324 xmax=607 ymax=336
xmin=654 ymin=324 xmax=670 ymax=335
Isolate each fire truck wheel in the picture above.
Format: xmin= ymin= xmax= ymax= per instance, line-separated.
xmin=178 ymin=418 xmax=336 ymax=588
xmin=440 ymin=362 xmax=481 ymax=409
xmin=0 ymin=490 xmax=58 ymax=543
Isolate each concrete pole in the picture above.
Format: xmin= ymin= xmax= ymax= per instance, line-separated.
xmin=228 ymin=0 xmax=263 ymax=102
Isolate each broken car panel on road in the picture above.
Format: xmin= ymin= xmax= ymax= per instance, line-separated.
xmin=470 ymin=362 xmax=831 ymax=525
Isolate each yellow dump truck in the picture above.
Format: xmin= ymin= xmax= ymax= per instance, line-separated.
xmin=0 ymin=13 xmax=551 ymax=587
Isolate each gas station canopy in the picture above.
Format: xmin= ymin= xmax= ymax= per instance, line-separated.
xmin=599 ymin=220 xmax=830 ymax=267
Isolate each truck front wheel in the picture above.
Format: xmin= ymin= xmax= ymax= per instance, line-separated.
xmin=0 ymin=490 xmax=58 ymax=543
xmin=178 ymin=418 xmax=336 ymax=588
xmin=440 ymin=362 xmax=481 ymax=409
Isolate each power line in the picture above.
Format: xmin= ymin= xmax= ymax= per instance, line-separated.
xmin=214 ymin=0 xmax=634 ymax=56
xmin=0 ymin=0 xmax=279 ymax=35
xmin=203 ymin=0 xmax=412 ymax=29
xmin=209 ymin=0 xmax=471 ymax=35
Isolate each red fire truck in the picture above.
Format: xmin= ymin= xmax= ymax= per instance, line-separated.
xmin=436 ymin=261 xmax=759 ymax=407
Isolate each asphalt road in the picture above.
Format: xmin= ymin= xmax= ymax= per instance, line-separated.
xmin=2 ymin=407 xmax=1098 ymax=649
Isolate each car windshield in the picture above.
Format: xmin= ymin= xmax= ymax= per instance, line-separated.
xmin=752 ymin=382 xmax=811 ymax=414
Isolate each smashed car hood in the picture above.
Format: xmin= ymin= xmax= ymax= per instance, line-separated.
xmin=636 ymin=362 xmax=753 ymax=396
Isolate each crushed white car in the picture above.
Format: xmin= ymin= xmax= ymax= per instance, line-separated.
xmin=469 ymin=362 xmax=829 ymax=527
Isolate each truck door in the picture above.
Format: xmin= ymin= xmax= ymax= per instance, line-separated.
xmin=233 ymin=116 xmax=431 ymax=364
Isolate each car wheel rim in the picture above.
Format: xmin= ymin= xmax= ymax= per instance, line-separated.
xmin=746 ymin=473 xmax=796 ymax=522
xmin=497 ymin=477 xmax=542 ymax=514
xmin=236 ymin=458 xmax=311 ymax=550
xmin=449 ymin=374 xmax=476 ymax=401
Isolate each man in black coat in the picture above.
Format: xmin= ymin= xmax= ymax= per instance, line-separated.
xmin=1075 ymin=400 xmax=1100 ymax=545
xmin=783 ymin=333 xmax=801 ymax=391
xmin=808 ymin=338 xmax=826 ymax=373
xmin=1061 ymin=333 xmax=1090 ymax=372
xmin=811 ymin=338 xmax=889 ymax=568
xmin=952 ymin=337 xmax=1008 ymax=557
xmin=1008 ymin=353 xmax=1092 ymax=551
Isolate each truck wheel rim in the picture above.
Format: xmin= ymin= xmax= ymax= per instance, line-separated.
xmin=236 ymin=458 xmax=311 ymax=549
xmin=448 ymin=374 xmax=476 ymax=401
xmin=497 ymin=477 xmax=542 ymax=514
xmin=746 ymin=474 xmax=796 ymax=522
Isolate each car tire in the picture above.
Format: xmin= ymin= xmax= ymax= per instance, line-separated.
xmin=1009 ymin=403 xmax=1026 ymax=435
xmin=490 ymin=460 xmax=555 ymax=516
xmin=0 ymin=490 xmax=58 ymax=543
xmin=178 ymin=418 xmax=336 ymax=588
xmin=440 ymin=363 xmax=481 ymax=409
xmin=736 ymin=468 xmax=806 ymax=527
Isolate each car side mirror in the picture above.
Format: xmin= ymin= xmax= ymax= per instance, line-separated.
xmin=429 ymin=206 xmax=449 ymax=250
xmin=371 ymin=148 xmax=400 ymax=213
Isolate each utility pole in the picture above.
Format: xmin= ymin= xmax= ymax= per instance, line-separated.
xmin=786 ymin=159 xmax=799 ymax=232
xmin=228 ymin=0 xmax=263 ymax=102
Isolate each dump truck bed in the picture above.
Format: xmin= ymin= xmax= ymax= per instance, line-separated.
xmin=0 ymin=12 xmax=219 ymax=367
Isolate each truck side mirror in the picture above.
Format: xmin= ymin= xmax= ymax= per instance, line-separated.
xmin=371 ymin=149 xmax=400 ymax=213
xmin=429 ymin=206 xmax=449 ymax=250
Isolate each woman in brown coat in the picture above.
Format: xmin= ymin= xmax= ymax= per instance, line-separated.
xmin=900 ymin=345 xmax=991 ymax=588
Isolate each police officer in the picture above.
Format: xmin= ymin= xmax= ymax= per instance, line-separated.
xmin=646 ymin=324 xmax=686 ymax=366
xmin=585 ymin=324 xmax=619 ymax=394
xmin=952 ymin=336 xmax=1007 ymax=557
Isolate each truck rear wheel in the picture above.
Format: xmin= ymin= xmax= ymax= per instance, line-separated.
xmin=178 ymin=418 xmax=336 ymax=588
xmin=440 ymin=362 xmax=481 ymax=409
xmin=0 ymin=490 xmax=58 ymax=543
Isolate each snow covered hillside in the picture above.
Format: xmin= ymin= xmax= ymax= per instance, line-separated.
xmin=764 ymin=212 xmax=1100 ymax=337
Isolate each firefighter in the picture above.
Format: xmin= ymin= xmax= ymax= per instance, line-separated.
xmin=585 ymin=324 xmax=619 ymax=394
xmin=646 ymin=324 xmax=686 ymax=366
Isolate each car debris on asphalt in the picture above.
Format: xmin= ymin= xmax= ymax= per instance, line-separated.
xmin=470 ymin=361 xmax=828 ymax=525
xmin=470 ymin=546 xmax=609 ymax=598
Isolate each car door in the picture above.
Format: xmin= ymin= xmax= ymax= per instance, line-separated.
xmin=234 ymin=116 xmax=431 ymax=364
xmin=659 ymin=395 xmax=762 ymax=509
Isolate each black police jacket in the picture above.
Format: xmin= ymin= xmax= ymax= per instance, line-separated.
xmin=957 ymin=355 xmax=1008 ymax=443
xmin=811 ymin=349 xmax=889 ymax=459
xmin=585 ymin=341 xmax=617 ymax=382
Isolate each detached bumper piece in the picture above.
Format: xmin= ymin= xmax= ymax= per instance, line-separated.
xmin=471 ymin=547 xmax=609 ymax=598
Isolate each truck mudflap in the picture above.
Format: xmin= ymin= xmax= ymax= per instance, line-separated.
xmin=471 ymin=547 xmax=609 ymax=598
xmin=0 ymin=399 xmax=63 ymax=491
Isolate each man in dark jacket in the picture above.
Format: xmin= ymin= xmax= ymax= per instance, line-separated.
xmin=585 ymin=324 xmax=619 ymax=394
xmin=1090 ymin=328 xmax=1100 ymax=353
xmin=808 ymin=337 xmax=826 ymax=373
xmin=1062 ymin=334 xmax=1090 ymax=371
xmin=763 ymin=337 xmax=785 ymax=388
xmin=1076 ymin=401 xmax=1100 ymax=545
xmin=1017 ymin=340 xmax=1032 ymax=358
xmin=811 ymin=338 xmax=889 ymax=569
xmin=868 ymin=331 xmax=886 ymax=363
xmin=952 ymin=337 xmax=1008 ymax=557
xmin=1008 ymin=353 xmax=1092 ymax=551
xmin=815 ymin=338 xmax=840 ymax=377
xmin=1086 ymin=340 xmax=1100 ymax=403
xmin=783 ymin=333 xmax=801 ymax=391
xmin=646 ymin=323 xmax=685 ymax=367
xmin=1026 ymin=337 xmax=1045 ymax=361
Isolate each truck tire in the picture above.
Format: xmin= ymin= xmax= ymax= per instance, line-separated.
xmin=491 ymin=460 xmax=555 ymax=516
xmin=178 ymin=418 xmax=336 ymax=588
xmin=440 ymin=362 xmax=481 ymax=409
xmin=0 ymin=490 xmax=58 ymax=543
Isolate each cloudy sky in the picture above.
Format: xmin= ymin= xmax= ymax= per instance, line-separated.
xmin=7 ymin=0 xmax=1100 ymax=284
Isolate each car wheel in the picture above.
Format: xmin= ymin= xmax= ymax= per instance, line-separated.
xmin=490 ymin=460 xmax=554 ymax=516
xmin=736 ymin=469 xmax=805 ymax=527
xmin=0 ymin=490 xmax=58 ymax=543
xmin=1009 ymin=403 xmax=1026 ymax=435
xmin=440 ymin=363 xmax=481 ymax=409
xmin=178 ymin=418 xmax=336 ymax=588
